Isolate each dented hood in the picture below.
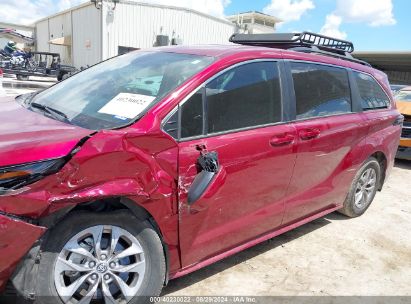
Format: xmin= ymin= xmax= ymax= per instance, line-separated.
xmin=0 ymin=97 xmax=93 ymax=167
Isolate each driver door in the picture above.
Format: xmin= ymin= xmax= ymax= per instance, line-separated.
xmin=175 ymin=61 xmax=298 ymax=267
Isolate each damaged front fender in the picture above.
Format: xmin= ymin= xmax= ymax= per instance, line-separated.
xmin=0 ymin=129 xmax=178 ymax=220
xmin=0 ymin=126 xmax=180 ymax=294
xmin=0 ymin=213 xmax=46 ymax=292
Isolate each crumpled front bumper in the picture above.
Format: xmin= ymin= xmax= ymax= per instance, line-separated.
xmin=0 ymin=213 xmax=45 ymax=292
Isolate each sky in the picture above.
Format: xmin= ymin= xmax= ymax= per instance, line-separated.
xmin=0 ymin=0 xmax=409 ymax=51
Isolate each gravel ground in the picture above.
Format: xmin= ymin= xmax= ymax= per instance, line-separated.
xmin=163 ymin=160 xmax=411 ymax=297
xmin=1 ymin=81 xmax=410 ymax=299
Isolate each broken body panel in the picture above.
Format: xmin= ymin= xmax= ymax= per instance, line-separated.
xmin=0 ymin=45 xmax=401 ymax=293
xmin=0 ymin=215 xmax=45 ymax=290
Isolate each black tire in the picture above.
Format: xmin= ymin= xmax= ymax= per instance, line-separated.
xmin=57 ymin=72 xmax=68 ymax=82
xmin=338 ymin=157 xmax=381 ymax=217
xmin=16 ymin=75 xmax=29 ymax=81
xmin=35 ymin=211 xmax=165 ymax=304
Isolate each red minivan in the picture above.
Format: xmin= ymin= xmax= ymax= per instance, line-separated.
xmin=0 ymin=33 xmax=402 ymax=303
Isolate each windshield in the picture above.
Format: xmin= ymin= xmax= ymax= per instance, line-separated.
xmin=395 ymin=91 xmax=411 ymax=102
xmin=29 ymin=51 xmax=214 ymax=129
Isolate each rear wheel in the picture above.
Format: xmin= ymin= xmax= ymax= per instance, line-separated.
xmin=36 ymin=211 xmax=165 ymax=304
xmin=62 ymin=73 xmax=70 ymax=81
xmin=16 ymin=74 xmax=29 ymax=81
xmin=339 ymin=157 xmax=381 ymax=217
xmin=57 ymin=72 xmax=66 ymax=82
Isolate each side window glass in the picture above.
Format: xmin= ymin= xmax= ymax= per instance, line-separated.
xmin=206 ymin=61 xmax=282 ymax=133
xmin=291 ymin=62 xmax=352 ymax=120
xmin=354 ymin=72 xmax=390 ymax=110
xmin=163 ymin=110 xmax=178 ymax=139
xmin=180 ymin=88 xmax=203 ymax=138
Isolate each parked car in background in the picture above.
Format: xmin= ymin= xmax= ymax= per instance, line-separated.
xmin=390 ymin=84 xmax=408 ymax=94
xmin=0 ymin=33 xmax=402 ymax=303
xmin=394 ymin=87 xmax=411 ymax=160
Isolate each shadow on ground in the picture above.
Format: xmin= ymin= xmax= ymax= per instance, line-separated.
xmin=2 ymin=82 xmax=50 ymax=90
xmin=2 ymin=160 xmax=408 ymax=300
xmin=0 ymin=215 xmax=337 ymax=300
xmin=394 ymin=159 xmax=411 ymax=170
xmin=3 ymin=74 xmax=56 ymax=83
xmin=162 ymin=216 xmax=332 ymax=295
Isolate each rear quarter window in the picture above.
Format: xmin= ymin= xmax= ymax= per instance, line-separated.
xmin=354 ymin=72 xmax=391 ymax=110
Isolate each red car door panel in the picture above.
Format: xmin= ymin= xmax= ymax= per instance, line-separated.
xmin=282 ymin=61 xmax=370 ymax=224
xmin=178 ymin=124 xmax=297 ymax=267
xmin=283 ymin=114 xmax=368 ymax=223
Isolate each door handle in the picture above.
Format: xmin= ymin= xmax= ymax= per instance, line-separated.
xmin=299 ymin=128 xmax=321 ymax=140
xmin=269 ymin=134 xmax=295 ymax=146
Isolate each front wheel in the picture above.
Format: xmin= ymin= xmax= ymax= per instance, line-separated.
xmin=36 ymin=211 xmax=166 ymax=304
xmin=338 ymin=157 xmax=381 ymax=217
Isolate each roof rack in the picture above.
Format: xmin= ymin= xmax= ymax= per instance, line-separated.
xmin=229 ymin=32 xmax=371 ymax=66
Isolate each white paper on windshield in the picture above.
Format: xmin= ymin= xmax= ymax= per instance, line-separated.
xmin=98 ymin=93 xmax=156 ymax=119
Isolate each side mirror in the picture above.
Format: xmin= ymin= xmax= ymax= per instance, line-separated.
xmin=187 ymin=171 xmax=216 ymax=204
xmin=187 ymin=151 xmax=219 ymax=205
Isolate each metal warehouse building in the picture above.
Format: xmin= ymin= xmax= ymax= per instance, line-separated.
xmin=34 ymin=1 xmax=236 ymax=68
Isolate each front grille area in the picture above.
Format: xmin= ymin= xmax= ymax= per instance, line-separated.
xmin=401 ymin=127 xmax=411 ymax=138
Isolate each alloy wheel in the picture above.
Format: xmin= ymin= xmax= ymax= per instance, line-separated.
xmin=54 ymin=225 xmax=146 ymax=304
xmin=354 ymin=168 xmax=377 ymax=209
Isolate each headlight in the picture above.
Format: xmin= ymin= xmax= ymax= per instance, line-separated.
xmin=0 ymin=158 xmax=67 ymax=191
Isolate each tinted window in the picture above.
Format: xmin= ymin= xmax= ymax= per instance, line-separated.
xmin=206 ymin=61 xmax=282 ymax=133
xmin=354 ymin=72 xmax=390 ymax=110
xmin=163 ymin=110 xmax=178 ymax=139
xmin=29 ymin=52 xmax=214 ymax=130
xmin=291 ymin=62 xmax=351 ymax=119
xmin=181 ymin=89 xmax=203 ymax=138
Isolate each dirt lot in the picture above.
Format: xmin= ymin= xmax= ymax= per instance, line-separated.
xmin=163 ymin=160 xmax=411 ymax=297
xmin=1 ymin=84 xmax=410 ymax=298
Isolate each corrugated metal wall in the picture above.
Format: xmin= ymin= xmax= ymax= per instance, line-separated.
xmin=72 ymin=5 xmax=102 ymax=68
xmin=35 ymin=20 xmax=50 ymax=54
xmin=35 ymin=13 xmax=72 ymax=64
xmin=103 ymin=2 xmax=235 ymax=59
xmin=35 ymin=2 xmax=235 ymax=68
xmin=49 ymin=12 xmax=72 ymax=64
xmin=35 ymin=3 xmax=102 ymax=68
